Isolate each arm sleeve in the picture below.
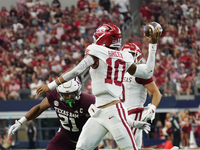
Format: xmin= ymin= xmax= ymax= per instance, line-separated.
xmin=62 ymin=55 xmax=94 ymax=81
xmin=133 ymin=44 xmax=157 ymax=79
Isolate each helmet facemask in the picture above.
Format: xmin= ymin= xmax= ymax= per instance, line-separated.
xmin=58 ymin=90 xmax=81 ymax=108
xmin=130 ymin=51 xmax=142 ymax=64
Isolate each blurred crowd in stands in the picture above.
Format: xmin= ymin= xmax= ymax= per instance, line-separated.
xmin=0 ymin=0 xmax=199 ymax=100
xmin=0 ymin=0 xmax=131 ymax=100
xmin=137 ymin=0 xmax=200 ymax=97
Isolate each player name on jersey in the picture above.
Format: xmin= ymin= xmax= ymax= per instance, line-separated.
xmin=108 ymin=50 xmax=123 ymax=58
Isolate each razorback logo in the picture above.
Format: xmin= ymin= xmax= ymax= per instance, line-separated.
xmin=97 ymin=26 xmax=107 ymax=32
xmin=85 ymin=49 xmax=90 ymax=54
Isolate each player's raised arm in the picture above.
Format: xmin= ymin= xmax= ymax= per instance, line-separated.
xmin=36 ymin=54 xmax=95 ymax=96
xmin=127 ymin=23 xmax=162 ymax=79
xmin=8 ymin=97 xmax=51 ymax=136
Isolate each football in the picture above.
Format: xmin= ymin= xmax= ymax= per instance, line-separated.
xmin=144 ymin=22 xmax=163 ymax=37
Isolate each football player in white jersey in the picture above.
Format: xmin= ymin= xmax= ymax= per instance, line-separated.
xmin=119 ymin=43 xmax=162 ymax=150
xmin=36 ymin=23 xmax=162 ymax=150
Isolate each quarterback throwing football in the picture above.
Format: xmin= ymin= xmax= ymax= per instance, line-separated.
xmin=36 ymin=23 xmax=162 ymax=150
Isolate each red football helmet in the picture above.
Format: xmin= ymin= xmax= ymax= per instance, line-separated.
xmin=121 ymin=43 xmax=142 ymax=64
xmin=93 ymin=24 xmax=122 ymax=49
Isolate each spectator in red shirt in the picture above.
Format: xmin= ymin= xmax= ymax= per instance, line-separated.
xmin=0 ymin=7 xmax=10 ymax=16
xmin=178 ymin=76 xmax=191 ymax=95
xmin=101 ymin=14 xmax=111 ymax=24
xmin=153 ymin=63 xmax=160 ymax=78
xmin=194 ymin=111 xmax=200 ymax=147
xmin=0 ymin=60 xmax=4 ymax=75
xmin=77 ymin=0 xmax=86 ymax=11
xmin=49 ymin=34 xmax=59 ymax=48
xmin=140 ymin=0 xmax=152 ymax=21
xmin=158 ymin=53 xmax=168 ymax=74
xmin=179 ymin=49 xmax=192 ymax=69
xmin=165 ymin=112 xmax=173 ymax=143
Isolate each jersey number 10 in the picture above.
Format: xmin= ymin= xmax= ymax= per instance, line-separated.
xmin=105 ymin=58 xmax=126 ymax=86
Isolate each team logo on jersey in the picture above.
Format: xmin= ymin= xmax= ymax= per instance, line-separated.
xmin=54 ymin=100 xmax=59 ymax=106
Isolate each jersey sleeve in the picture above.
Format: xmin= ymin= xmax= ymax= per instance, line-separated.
xmin=46 ymin=89 xmax=58 ymax=106
xmin=135 ymin=77 xmax=153 ymax=85
xmin=85 ymin=44 xmax=108 ymax=62
xmin=122 ymin=51 xmax=134 ymax=71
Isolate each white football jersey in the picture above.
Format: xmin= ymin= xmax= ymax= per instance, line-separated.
xmin=121 ymin=72 xmax=153 ymax=111
xmin=86 ymin=44 xmax=134 ymax=107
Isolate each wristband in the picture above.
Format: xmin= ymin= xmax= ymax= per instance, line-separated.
xmin=148 ymin=44 xmax=157 ymax=52
xmin=58 ymin=77 xmax=62 ymax=84
xmin=47 ymin=80 xmax=58 ymax=90
xmin=18 ymin=116 xmax=27 ymax=125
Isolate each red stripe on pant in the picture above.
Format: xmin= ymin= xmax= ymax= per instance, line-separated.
xmin=133 ymin=112 xmax=142 ymax=135
xmin=116 ymin=103 xmax=137 ymax=150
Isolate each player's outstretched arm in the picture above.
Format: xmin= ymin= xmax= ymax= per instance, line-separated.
xmin=127 ymin=28 xmax=162 ymax=79
xmin=8 ymin=97 xmax=51 ymax=136
xmin=142 ymin=81 xmax=162 ymax=122
xmin=36 ymin=55 xmax=95 ymax=96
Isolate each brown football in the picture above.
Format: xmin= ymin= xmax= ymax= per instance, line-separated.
xmin=144 ymin=22 xmax=163 ymax=37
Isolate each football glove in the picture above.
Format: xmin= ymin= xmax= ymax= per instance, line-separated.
xmin=141 ymin=103 xmax=156 ymax=122
xmin=8 ymin=117 xmax=27 ymax=136
xmin=133 ymin=121 xmax=151 ymax=134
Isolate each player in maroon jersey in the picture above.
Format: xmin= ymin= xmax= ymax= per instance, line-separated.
xmin=8 ymin=77 xmax=98 ymax=150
